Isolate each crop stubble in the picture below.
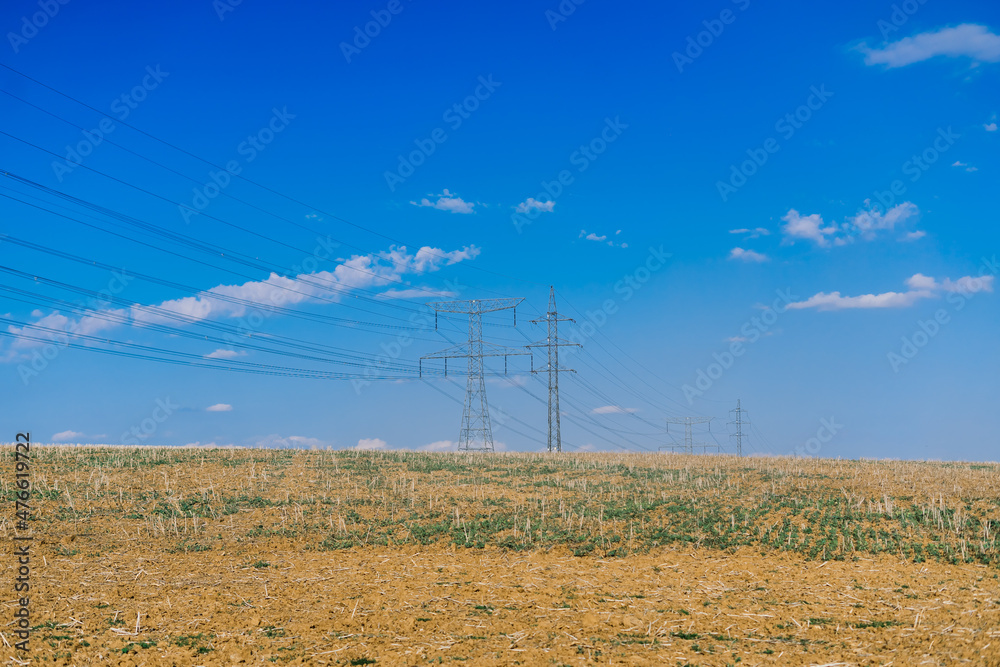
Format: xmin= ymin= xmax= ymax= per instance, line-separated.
xmin=3 ymin=446 xmax=999 ymax=665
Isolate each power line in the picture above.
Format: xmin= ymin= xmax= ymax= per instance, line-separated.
xmin=525 ymin=287 xmax=578 ymax=452
xmin=421 ymin=298 xmax=527 ymax=452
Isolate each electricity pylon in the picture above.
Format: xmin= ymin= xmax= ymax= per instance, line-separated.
xmin=420 ymin=298 xmax=526 ymax=452
xmin=526 ymin=287 xmax=579 ymax=452
xmin=728 ymin=399 xmax=749 ymax=457
xmin=661 ymin=417 xmax=718 ymax=453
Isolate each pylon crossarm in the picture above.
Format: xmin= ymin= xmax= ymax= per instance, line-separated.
xmin=427 ymin=297 xmax=524 ymax=314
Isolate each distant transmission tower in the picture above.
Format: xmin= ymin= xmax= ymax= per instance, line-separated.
xmin=728 ymin=399 xmax=749 ymax=457
xmin=421 ymin=298 xmax=526 ymax=452
xmin=661 ymin=417 xmax=718 ymax=454
xmin=526 ymin=287 xmax=579 ymax=452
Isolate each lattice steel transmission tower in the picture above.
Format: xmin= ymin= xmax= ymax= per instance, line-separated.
xmin=728 ymin=399 xmax=749 ymax=457
xmin=526 ymin=287 xmax=579 ymax=452
xmin=420 ymin=298 xmax=526 ymax=452
xmin=660 ymin=417 xmax=718 ymax=453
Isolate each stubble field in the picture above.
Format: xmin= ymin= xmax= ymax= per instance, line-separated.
xmin=4 ymin=446 xmax=1000 ymax=666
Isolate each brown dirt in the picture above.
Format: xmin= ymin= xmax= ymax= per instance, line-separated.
xmin=4 ymin=447 xmax=999 ymax=666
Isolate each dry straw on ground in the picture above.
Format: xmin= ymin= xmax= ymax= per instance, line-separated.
xmin=3 ymin=446 xmax=998 ymax=665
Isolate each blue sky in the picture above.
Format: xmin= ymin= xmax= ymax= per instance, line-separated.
xmin=0 ymin=0 xmax=997 ymax=460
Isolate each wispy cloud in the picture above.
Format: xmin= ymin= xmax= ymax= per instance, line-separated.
xmin=847 ymin=202 xmax=920 ymax=239
xmin=986 ymin=122 xmax=998 ymax=132
xmin=860 ymin=24 xmax=1000 ymax=68
xmin=206 ymin=403 xmax=233 ymax=412
xmin=254 ymin=434 xmax=329 ymax=449
xmin=781 ymin=210 xmax=840 ymax=247
xmin=729 ymin=227 xmax=771 ymax=239
xmin=205 ymin=349 xmax=245 ymax=359
xmin=410 ymin=189 xmax=477 ymax=213
xmin=781 ymin=203 xmax=920 ymax=247
xmin=52 ymin=430 xmax=84 ymax=442
xmin=787 ymin=273 xmax=994 ymax=311
xmin=421 ymin=440 xmax=456 ymax=452
xmin=579 ymin=229 xmax=628 ymax=248
xmin=952 ymin=160 xmax=978 ymax=172
xmin=353 ymin=437 xmax=389 ymax=451
xmin=592 ymin=405 xmax=638 ymax=414
xmin=729 ymin=247 xmax=770 ymax=263
xmin=375 ymin=287 xmax=458 ymax=300
xmin=3 ymin=244 xmax=479 ymax=359
xmin=515 ymin=197 xmax=556 ymax=214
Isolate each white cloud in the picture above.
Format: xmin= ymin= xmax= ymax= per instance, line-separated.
xmin=781 ymin=203 xmax=920 ymax=247
xmin=205 ymin=349 xmax=245 ymax=359
xmin=903 ymin=230 xmax=927 ymax=241
xmin=904 ymin=273 xmax=937 ymax=290
xmin=592 ymin=405 xmax=638 ymax=414
xmin=488 ymin=374 xmax=528 ymax=387
xmin=206 ymin=403 xmax=233 ymax=412
xmin=376 ymin=287 xmax=458 ymax=300
xmin=729 ymin=227 xmax=771 ymax=238
xmin=781 ymin=210 xmax=839 ymax=247
xmin=787 ymin=290 xmax=930 ymax=310
xmin=255 ymin=434 xmax=328 ymax=449
xmin=354 ymin=437 xmax=388 ymax=451
xmin=940 ymin=275 xmax=994 ymax=294
xmin=52 ymin=430 xmax=84 ymax=442
xmin=728 ymin=247 xmax=770 ymax=263
xmin=847 ymin=202 xmax=920 ymax=239
xmin=410 ymin=189 xmax=477 ymax=214
xmin=861 ymin=24 xmax=1000 ymax=68
xmin=986 ymin=122 xmax=998 ymax=132
xmin=515 ymin=198 xmax=556 ymax=214
xmin=788 ymin=273 xmax=993 ymax=311
xmin=579 ymin=229 xmax=628 ymax=248
xmin=421 ymin=440 xmax=456 ymax=452
xmin=3 ymin=243 xmax=479 ymax=359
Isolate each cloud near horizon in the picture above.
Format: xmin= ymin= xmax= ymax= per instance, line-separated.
xmin=787 ymin=273 xmax=994 ymax=311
